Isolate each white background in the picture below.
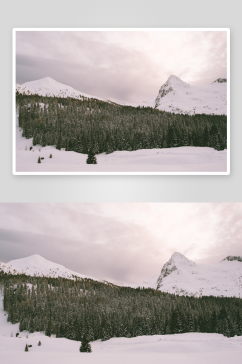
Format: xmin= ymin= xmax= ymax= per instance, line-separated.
xmin=0 ymin=0 xmax=241 ymax=202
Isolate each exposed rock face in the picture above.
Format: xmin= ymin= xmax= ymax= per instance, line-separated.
xmin=155 ymin=75 xmax=190 ymax=108
xmin=212 ymin=78 xmax=227 ymax=84
xmin=221 ymin=256 xmax=242 ymax=262
xmin=156 ymin=252 xmax=196 ymax=289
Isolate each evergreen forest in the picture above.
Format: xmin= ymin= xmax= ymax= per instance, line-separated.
xmin=16 ymin=93 xmax=227 ymax=154
xmin=2 ymin=273 xmax=241 ymax=342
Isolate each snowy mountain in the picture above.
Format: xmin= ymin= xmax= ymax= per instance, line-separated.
xmin=0 ymin=254 xmax=99 ymax=281
xmin=16 ymin=76 xmax=227 ymax=114
xmin=141 ymin=252 xmax=242 ymax=298
xmin=140 ymin=75 xmax=227 ymax=115
xmin=2 ymin=253 xmax=241 ymax=298
xmin=16 ymin=77 xmax=107 ymax=102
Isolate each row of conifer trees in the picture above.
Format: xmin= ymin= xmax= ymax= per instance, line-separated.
xmin=17 ymin=94 xmax=227 ymax=154
xmin=2 ymin=273 xmax=241 ymax=342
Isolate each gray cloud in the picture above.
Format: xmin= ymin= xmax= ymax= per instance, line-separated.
xmin=0 ymin=204 xmax=164 ymax=284
xmin=16 ymin=30 xmax=227 ymax=103
xmin=0 ymin=204 xmax=241 ymax=285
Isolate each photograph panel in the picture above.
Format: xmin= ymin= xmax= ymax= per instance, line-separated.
xmin=13 ymin=29 xmax=229 ymax=175
xmin=0 ymin=203 xmax=241 ymax=363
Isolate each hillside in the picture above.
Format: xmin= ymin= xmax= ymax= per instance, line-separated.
xmin=140 ymin=75 xmax=227 ymax=115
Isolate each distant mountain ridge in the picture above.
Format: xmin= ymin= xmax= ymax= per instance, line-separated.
xmin=16 ymin=75 xmax=227 ymax=115
xmin=2 ymin=252 xmax=241 ymax=298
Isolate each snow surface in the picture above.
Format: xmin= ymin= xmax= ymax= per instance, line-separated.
xmin=15 ymin=127 xmax=227 ymax=173
xmin=138 ymin=252 xmax=242 ymax=298
xmin=140 ymin=75 xmax=227 ymax=115
xmin=0 ymin=288 xmax=242 ymax=364
xmin=0 ymin=254 xmax=99 ymax=282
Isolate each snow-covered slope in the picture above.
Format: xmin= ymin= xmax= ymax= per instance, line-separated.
xmin=0 ymin=254 xmax=99 ymax=281
xmin=16 ymin=77 xmax=107 ymax=102
xmin=142 ymin=252 xmax=242 ymax=298
xmin=140 ymin=75 xmax=227 ymax=115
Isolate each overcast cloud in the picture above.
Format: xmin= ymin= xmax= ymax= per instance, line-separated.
xmin=0 ymin=203 xmax=241 ymax=285
xmin=16 ymin=30 xmax=227 ymax=103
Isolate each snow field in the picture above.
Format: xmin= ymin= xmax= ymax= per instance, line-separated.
xmin=1 ymin=273 xmax=242 ymax=363
xmin=15 ymin=127 xmax=227 ymax=173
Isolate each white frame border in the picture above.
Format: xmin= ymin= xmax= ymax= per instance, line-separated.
xmin=12 ymin=28 xmax=230 ymax=176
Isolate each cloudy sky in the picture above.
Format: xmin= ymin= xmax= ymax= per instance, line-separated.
xmin=0 ymin=203 xmax=241 ymax=285
xmin=16 ymin=30 xmax=227 ymax=103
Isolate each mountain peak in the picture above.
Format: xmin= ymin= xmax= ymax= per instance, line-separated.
xmin=154 ymin=252 xmax=242 ymax=298
xmin=169 ymin=252 xmax=196 ymax=267
xmin=155 ymin=75 xmax=190 ymax=108
xmin=21 ymin=77 xmax=68 ymax=90
xmin=156 ymin=252 xmax=196 ymax=290
xmin=140 ymin=74 xmax=227 ymax=115
xmin=16 ymin=77 xmax=106 ymax=102
xmin=166 ymin=75 xmax=190 ymax=87
xmin=0 ymin=255 xmax=99 ymax=281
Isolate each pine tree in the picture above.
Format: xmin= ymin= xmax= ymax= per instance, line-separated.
xmin=86 ymin=149 xmax=97 ymax=164
xmin=56 ymin=135 xmax=62 ymax=150
xmin=25 ymin=344 xmax=29 ymax=352
xmin=37 ymin=156 xmax=41 ymax=163
xmin=29 ymin=317 xmax=35 ymax=333
xmin=38 ymin=341 xmax=41 ymax=346
xmin=79 ymin=334 xmax=92 ymax=352
xmin=236 ymin=311 xmax=242 ymax=336
xmin=211 ymin=310 xmax=218 ymax=333
xmin=187 ymin=314 xmax=195 ymax=332
xmin=45 ymin=319 xmax=52 ymax=337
